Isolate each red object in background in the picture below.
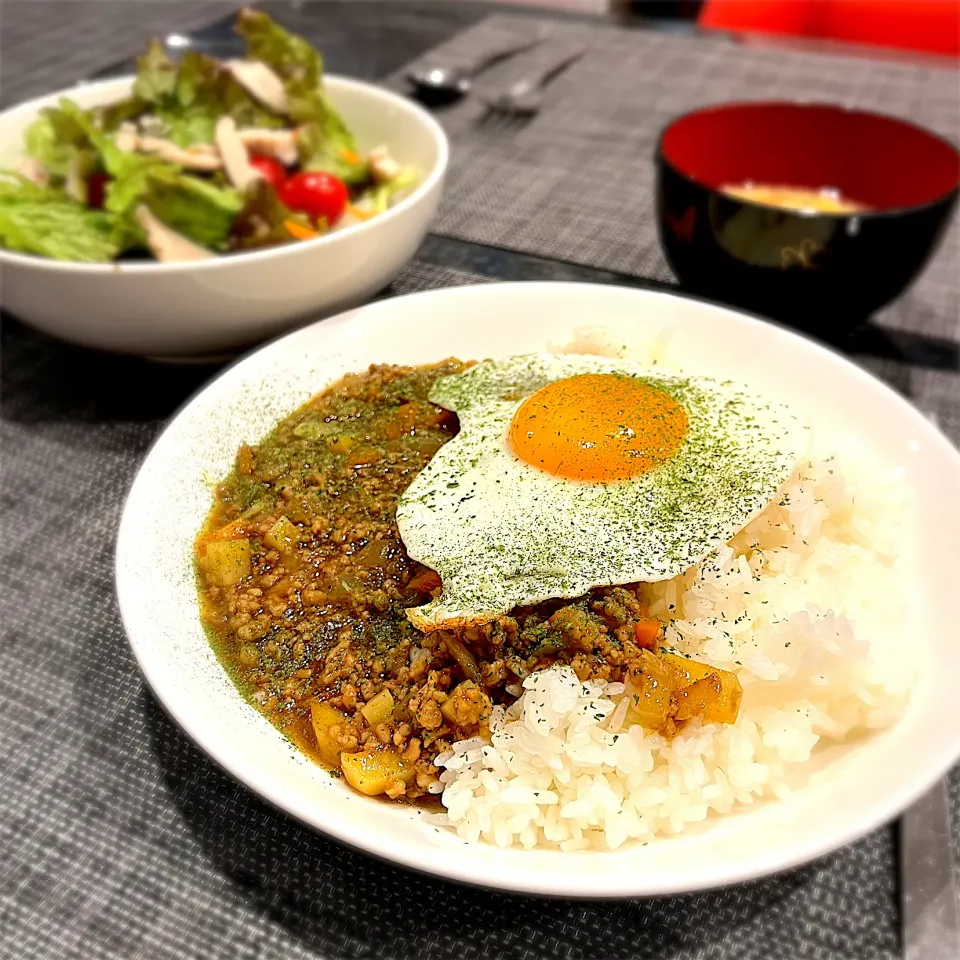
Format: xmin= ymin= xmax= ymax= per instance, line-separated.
xmin=700 ymin=0 xmax=960 ymax=58
xmin=659 ymin=101 xmax=960 ymax=210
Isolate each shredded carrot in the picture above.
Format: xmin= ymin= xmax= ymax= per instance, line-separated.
xmin=339 ymin=148 xmax=361 ymax=165
xmin=285 ymin=219 xmax=319 ymax=241
xmin=634 ymin=618 xmax=661 ymax=649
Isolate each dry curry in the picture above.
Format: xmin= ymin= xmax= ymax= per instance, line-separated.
xmin=196 ymin=363 xmax=742 ymax=801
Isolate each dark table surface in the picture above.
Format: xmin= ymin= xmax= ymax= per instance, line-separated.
xmin=2 ymin=3 xmax=959 ymax=959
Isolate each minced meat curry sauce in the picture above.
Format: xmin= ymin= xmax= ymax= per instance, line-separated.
xmin=195 ymin=362 xmax=742 ymax=802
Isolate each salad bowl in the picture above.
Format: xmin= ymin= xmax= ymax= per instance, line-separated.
xmin=0 ymin=75 xmax=447 ymax=358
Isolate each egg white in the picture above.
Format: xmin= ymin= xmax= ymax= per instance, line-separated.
xmin=396 ymin=354 xmax=810 ymax=631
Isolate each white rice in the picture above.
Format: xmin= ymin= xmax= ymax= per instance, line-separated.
xmin=433 ymin=453 xmax=911 ymax=850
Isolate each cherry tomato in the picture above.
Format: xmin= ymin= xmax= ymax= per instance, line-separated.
xmin=86 ymin=172 xmax=109 ymax=210
xmin=249 ymin=153 xmax=288 ymax=189
xmin=280 ymin=171 xmax=348 ymax=227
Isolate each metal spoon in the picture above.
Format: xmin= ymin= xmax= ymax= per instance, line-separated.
xmin=407 ymin=37 xmax=542 ymax=104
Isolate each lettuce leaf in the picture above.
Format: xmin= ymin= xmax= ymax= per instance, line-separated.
xmin=32 ymin=97 xmax=243 ymax=250
xmin=352 ymin=167 xmax=419 ymax=216
xmin=164 ymin=50 xmax=285 ymax=146
xmin=234 ymin=8 xmax=324 ymax=123
xmin=296 ymin=119 xmax=367 ymax=184
xmin=23 ymin=115 xmax=75 ymax=179
xmin=23 ymin=97 xmax=102 ymax=180
xmin=97 ymin=95 xmax=150 ymax=135
xmin=0 ymin=175 xmax=143 ymax=262
xmin=133 ymin=39 xmax=179 ymax=104
xmin=235 ymin=9 xmax=367 ymax=183
xmin=101 ymin=149 xmax=170 ymax=215
xmin=142 ymin=167 xmax=244 ymax=249
xmin=22 ymin=106 xmax=241 ymax=252
xmin=127 ymin=40 xmax=286 ymax=147
xmin=95 ymin=144 xmax=242 ymax=250
xmin=35 ymin=104 xmax=171 ymax=218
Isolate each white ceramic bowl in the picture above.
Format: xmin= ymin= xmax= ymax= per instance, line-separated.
xmin=116 ymin=282 xmax=960 ymax=896
xmin=0 ymin=76 xmax=447 ymax=358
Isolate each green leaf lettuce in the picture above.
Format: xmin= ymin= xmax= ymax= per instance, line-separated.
xmin=142 ymin=167 xmax=244 ymax=249
xmin=127 ymin=40 xmax=286 ymax=147
xmin=0 ymin=175 xmax=143 ymax=262
xmin=235 ymin=9 xmax=367 ymax=183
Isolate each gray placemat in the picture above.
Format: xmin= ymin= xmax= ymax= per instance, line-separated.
xmin=391 ymin=14 xmax=960 ymax=341
xmin=860 ymin=359 xmax=960 ymax=443
xmin=0 ymin=0 xmax=236 ymax=108
xmin=0 ymin=3 xmax=958 ymax=956
xmin=0 ymin=258 xmax=957 ymax=960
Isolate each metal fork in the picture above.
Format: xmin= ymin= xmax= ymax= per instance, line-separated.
xmin=483 ymin=48 xmax=585 ymax=118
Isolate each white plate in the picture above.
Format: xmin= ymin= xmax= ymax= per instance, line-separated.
xmin=115 ymin=282 xmax=960 ymax=897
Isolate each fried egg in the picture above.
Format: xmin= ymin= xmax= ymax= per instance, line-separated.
xmin=396 ymin=354 xmax=810 ymax=631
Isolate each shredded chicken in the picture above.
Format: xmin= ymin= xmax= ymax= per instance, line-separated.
xmin=214 ymin=116 xmax=262 ymax=190
xmin=144 ymin=139 xmax=218 ymax=157
xmin=65 ymin=155 xmax=86 ymax=203
xmin=114 ymin=122 xmax=138 ymax=153
xmin=368 ymin=145 xmax=401 ymax=184
xmin=137 ymin=114 xmax=168 ymax=139
xmin=237 ymin=127 xmax=298 ymax=166
xmin=135 ymin=205 xmax=215 ymax=262
xmin=139 ymin=137 xmax=222 ymax=171
xmin=226 ymin=59 xmax=290 ymax=115
xmin=116 ymin=122 xmax=222 ymax=171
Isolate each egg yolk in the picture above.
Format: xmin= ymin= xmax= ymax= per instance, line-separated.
xmin=508 ymin=373 xmax=688 ymax=482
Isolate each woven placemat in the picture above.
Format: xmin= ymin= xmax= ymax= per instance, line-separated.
xmin=0 ymin=0 xmax=234 ymax=109
xmin=0 ymin=258 xmax=957 ymax=960
xmin=390 ymin=14 xmax=960 ymax=341
xmin=1 ymin=3 xmax=959 ymax=956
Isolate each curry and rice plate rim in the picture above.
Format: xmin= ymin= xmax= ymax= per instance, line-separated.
xmin=115 ymin=281 xmax=960 ymax=895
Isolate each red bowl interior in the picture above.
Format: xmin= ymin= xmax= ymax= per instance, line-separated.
xmin=660 ymin=101 xmax=960 ymax=211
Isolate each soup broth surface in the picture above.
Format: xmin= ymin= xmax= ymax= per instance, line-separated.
xmin=721 ymin=182 xmax=871 ymax=214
